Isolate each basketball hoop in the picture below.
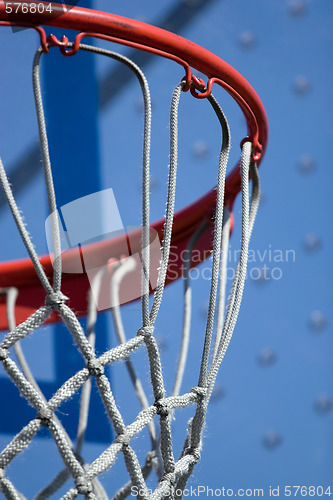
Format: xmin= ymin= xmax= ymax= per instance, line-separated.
xmin=0 ymin=2 xmax=267 ymax=329
xmin=0 ymin=3 xmax=268 ymax=498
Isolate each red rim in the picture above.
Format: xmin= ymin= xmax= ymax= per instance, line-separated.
xmin=0 ymin=3 xmax=268 ymax=329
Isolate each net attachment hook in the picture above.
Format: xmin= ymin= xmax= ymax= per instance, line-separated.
xmin=189 ymin=74 xmax=211 ymax=98
xmin=46 ymin=32 xmax=95 ymax=56
xmin=47 ymin=34 xmax=69 ymax=52
xmin=45 ymin=33 xmax=81 ymax=56
xmin=26 ymin=29 xmax=69 ymax=55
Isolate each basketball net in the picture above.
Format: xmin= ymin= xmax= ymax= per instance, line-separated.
xmin=0 ymin=41 xmax=260 ymax=499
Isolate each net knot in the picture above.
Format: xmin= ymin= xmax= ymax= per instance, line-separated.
xmin=137 ymin=325 xmax=154 ymax=338
xmin=161 ymin=471 xmax=175 ymax=486
xmin=146 ymin=449 xmax=156 ymax=466
xmin=190 ymin=386 xmax=207 ymax=400
xmin=189 ymin=448 xmax=201 ymax=463
xmin=75 ymin=475 xmax=93 ymax=495
xmin=0 ymin=347 xmax=8 ymax=361
xmin=37 ymin=407 xmax=53 ymax=426
xmin=87 ymin=359 xmax=104 ymax=377
xmin=0 ymin=468 xmax=5 ymax=479
xmin=114 ymin=433 xmax=130 ymax=447
xmin=154 ymin=399 xmax=170 ymax=417
xmin=45 ymin=291 xmax=68 ymax=311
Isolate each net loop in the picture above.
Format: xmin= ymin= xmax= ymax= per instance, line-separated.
xmin=241 ymin=136 xmax=262 ymax=162
xmin=45 ymin=291 xmax=69 ymax=311
xmin=34 ymin=25 xmax=49 ymax=54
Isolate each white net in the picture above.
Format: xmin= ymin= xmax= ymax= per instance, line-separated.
xmin=0 ymin=43 xmax=260 ymax=499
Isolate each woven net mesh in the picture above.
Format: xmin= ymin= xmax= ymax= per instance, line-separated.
xmin=0 ymin=43 xmax=260 ymax=499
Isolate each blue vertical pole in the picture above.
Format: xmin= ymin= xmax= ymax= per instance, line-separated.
xmin=42 ymin=0 xmax=111 ymax=442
